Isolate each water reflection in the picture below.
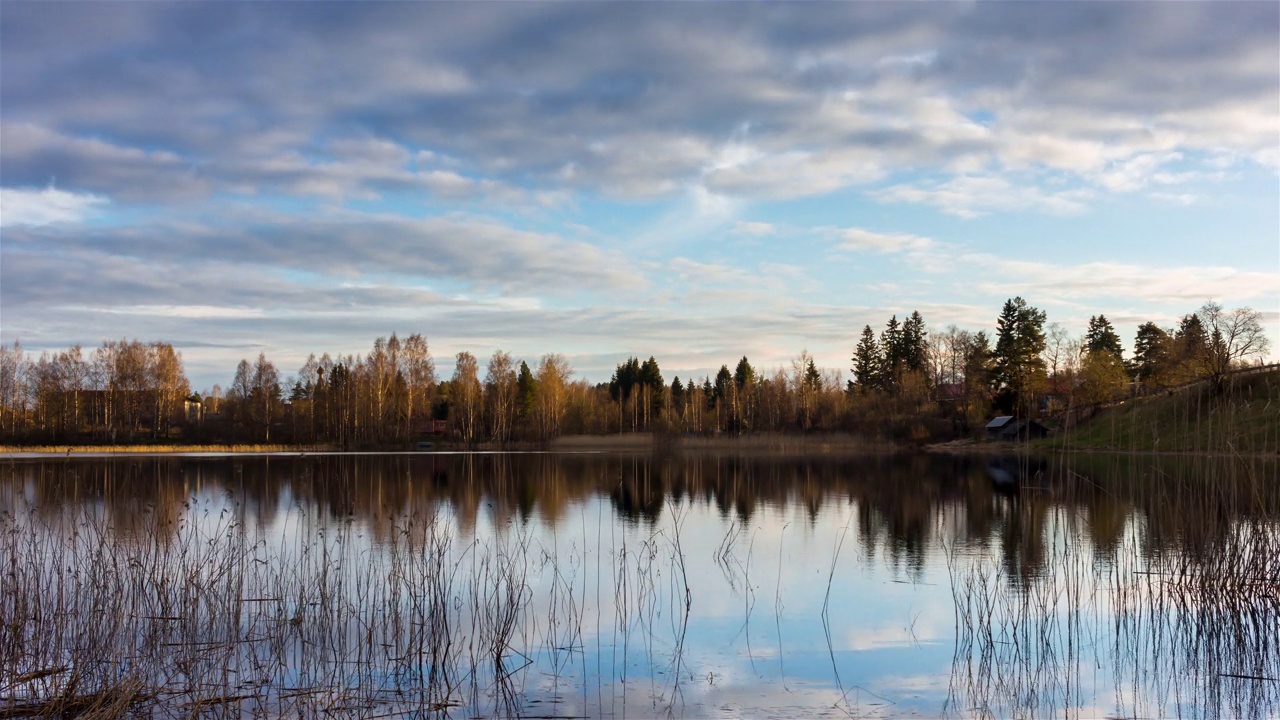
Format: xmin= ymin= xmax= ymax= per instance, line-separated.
xmin=1 ymin=452 xmax=1276 ymax=718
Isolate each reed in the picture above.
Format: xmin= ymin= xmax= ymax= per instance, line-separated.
xmin=0 ymin=468 xmax=697 ymax=718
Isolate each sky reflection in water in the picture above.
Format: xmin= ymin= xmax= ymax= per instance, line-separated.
xmin=1 ymin=452 xmax=1276 ymax=718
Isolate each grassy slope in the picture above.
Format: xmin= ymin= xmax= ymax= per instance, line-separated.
xmin=1051 ymin=369 xmax=1280 ymax=454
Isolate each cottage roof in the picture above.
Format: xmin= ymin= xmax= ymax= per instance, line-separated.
xmin=985 ymin=416 xmax=1015 ymax=429
xmin=1000 ymin=419 xmax=1027 ymax=436
xmin=1000 ymin=419 xmax=1050 ymax=438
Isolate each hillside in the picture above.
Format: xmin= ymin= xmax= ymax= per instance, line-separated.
xmin=1052 ymin=368 xmax=1280 ymax=454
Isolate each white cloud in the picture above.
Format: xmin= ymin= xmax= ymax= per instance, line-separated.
xmin=837 ymin=228 xmax=935 ymax=253
xmin=871 ymin=175 xmax=1095 ymax=218
xmin=964 ymin=254 xmax=1280 ymax=304
xmin=0 ymin=186 xmax=109 ymax=227
xmin=733 ymin=221 xmax=776 ymax=236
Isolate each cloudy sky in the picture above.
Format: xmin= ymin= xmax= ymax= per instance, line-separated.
xmin=2 ymin=2 xmax=1277 ymax=389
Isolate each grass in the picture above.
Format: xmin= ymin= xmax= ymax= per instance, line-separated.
xmin=947 ymin=454 xmax=1280 ymax=718
xmin=0 ymin=443 xmax=336 ymax=455
xmin=0 ymin=464 xmax=695 ymax=719
xmin=1050 ymin=368 xmax=1280 ymax=454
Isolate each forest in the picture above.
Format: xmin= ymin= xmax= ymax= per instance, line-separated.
xmin=0 ymin=298 xmax=1269 ymax=447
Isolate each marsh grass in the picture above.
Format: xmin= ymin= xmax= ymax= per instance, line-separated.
xmin=2 ymin=452 xmax=1278 ymax=718
xmin=945 ymin=455 xmax=1280 ymax=718
xmin=0 ymin=482 xmax=694 ymax=718
xmin=0 ymin=444 xmax=332 ymax=455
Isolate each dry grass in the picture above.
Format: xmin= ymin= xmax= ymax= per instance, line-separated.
xmin=0 ymin=444 xmax=334 ymax=455
xmin=945 ymin=456 xmax=1280 ymax=718
xmin=0 ymin=477 xmax=694 ymax=719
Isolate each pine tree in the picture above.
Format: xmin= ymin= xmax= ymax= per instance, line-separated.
xmin=851 ymin=325 xmax=881 ymax=394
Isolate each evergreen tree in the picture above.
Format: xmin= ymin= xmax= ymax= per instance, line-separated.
xmin=804 ymin=358 xmax=822 ymax=391
xmin=851 ymin=325 xmax=881 ymax=393
xmin=879 ymin=315 xmax=903 ymax=390
xmin=1131 ymin=322 xmax=1171 ymax=386
xmin=964 ymin=331 xmax=994 ymax=393
xmin=516 ymin=360 xmax=536 ymax=420
xmin=733 ymin=356 xmax=755 ymax=430
xmin=670 ymin=376 xmax=685 ymax=417
xmin=1084 ymin=315 xmax=1124 ymax=360
xmin=1173 ymin=313 xmax=1209 ymax=375
xmin=962 ymin=330 xmax=995 ymax=422
xmin=733 ymin=356 xmax=755 ymax=390
xmin=639 ymin=356 xmax=664 ymax=420
xmin=993 ymin=297 xmax=1048 ymax=413
xmin=714 ymin=365 xmax=733 ymax=405
xmin=901 ymin=310 xmax=929 ymax=373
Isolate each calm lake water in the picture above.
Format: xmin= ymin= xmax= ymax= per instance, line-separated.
xmin=1 ymin=452 xmax=1277 ymax=718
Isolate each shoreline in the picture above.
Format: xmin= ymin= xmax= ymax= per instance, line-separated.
xmin=923 ymin=438 xmax=1280 ymax=459
xmin=4 ymin=434 xmax=1275 ymax=459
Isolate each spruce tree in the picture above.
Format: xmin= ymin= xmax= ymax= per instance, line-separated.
xmin=851 ymin=325 xmax=881 ymax=394
xmin=1132 ymin=322 xmax=1171 ymax=385
xmin=1084 ymin=315 xmax=1124 ymax=360
xmin=993 ymin=297 xmax=1048 ymax=413
xmin=879 ymin=315 xmax=903 ymax=390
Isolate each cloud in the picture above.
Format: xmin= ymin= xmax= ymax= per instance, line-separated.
xmin=733 ymin=221 xmax=776 ymax=237
xmin=0 ymin=186 xmax=108 ymax=226
xmin=2 ymin=206 xmax=641 ymax=298
xmin=2 ymin=5 xmax=1273 ymax=205
xmin=871 ymin=175 xmax=1095 ymax=218
xmin=836 ymin=228 xmax=934 ymax=253
xmin=0 ymin=123 xmax=212 ymax=201
xmin=2 ymin=4 xmax=1276 ymax=381
xmin=965 ymin=255 xmax=1280 ymax=304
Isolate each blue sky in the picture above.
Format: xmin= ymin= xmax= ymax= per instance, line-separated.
xmin=2 ymin=2 xmax=1277 ymax=390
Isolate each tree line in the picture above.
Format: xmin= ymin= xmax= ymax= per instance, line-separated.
xmin=0 ymin=299 xmax=1268 ymax=446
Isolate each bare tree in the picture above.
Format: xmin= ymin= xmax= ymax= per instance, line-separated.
xmin=0 ymin=341 xmax=27 ymax=436
xmin=56 ymin=346 xmax=91 ymax=435
xmin=485 ymin=350 xmax=517 ymax=444
xmin=1198 ymin=301 xmax=1270 ymax=392
xmin=251 ymin=353 xmax=281 ymax=441
xmin=150 ymin=342 xmax=190 ymax=439
xmin=400 ymin=334 xmax=436 ymax=440
xmin=534 ymin=353 xmax=573 ymax=441
xmin=451 ymin=351 xmax=482 ymax=445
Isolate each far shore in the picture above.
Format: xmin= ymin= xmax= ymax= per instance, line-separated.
xmin=4 ymin=433 xmax=1275 ymax=459
xmin=2 ymin=432 xmax=899 ymax=457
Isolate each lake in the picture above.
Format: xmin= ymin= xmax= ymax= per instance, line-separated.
xmin=1 ymin=451 xmax=1277 ymax=718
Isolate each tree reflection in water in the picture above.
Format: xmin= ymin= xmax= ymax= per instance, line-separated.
xmin=0 ymin=452 xmax=1275 ymax=718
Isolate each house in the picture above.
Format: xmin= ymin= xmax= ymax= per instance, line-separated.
xmin=184 ymin=398 xmax=204 ymax=424
xmin=985 ymin=416 xmax=1015 ymax=441
xmin=985 ymin=416 xmax=1051 ymax=441
xmin=1000 ymin=419 xmax=1050 ymax=441
xmin=935 ymin=382 xmax=964 ymax=401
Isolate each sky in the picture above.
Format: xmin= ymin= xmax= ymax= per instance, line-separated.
xmin=2 ymin=2 xmax=1277 ymax=391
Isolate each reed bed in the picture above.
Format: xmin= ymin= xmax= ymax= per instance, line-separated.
xmin=0 ymin=484 xmax=693 ymax=718
xmin=2 ymin=452 xmax=1278 ymax=718
xmin=945 ymin=454 xmax=1280 ymax=719
xmin=0 ymin=444 xmax=332 ymax=455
